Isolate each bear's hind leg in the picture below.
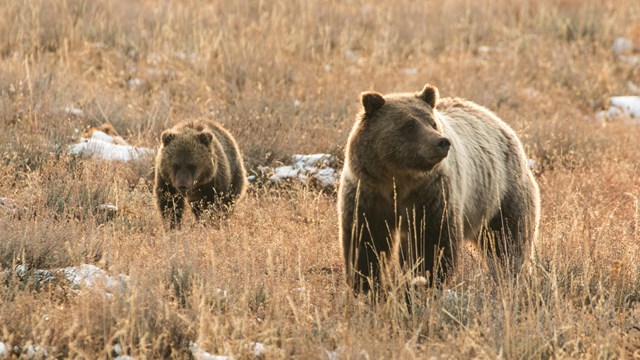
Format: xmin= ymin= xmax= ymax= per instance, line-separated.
xmin=484 ymin=192 xmax=536 ymax=278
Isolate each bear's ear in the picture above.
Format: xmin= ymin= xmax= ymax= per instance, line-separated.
xmin=417 ymin=84 xmax=439 ymax=108
xmin=361 ymin=91 xmax=385 ymax=116
xmin=161 ymin=131 xmax=175 ymax=146
xmin=197 ymin=131 xmax=213 ymax=146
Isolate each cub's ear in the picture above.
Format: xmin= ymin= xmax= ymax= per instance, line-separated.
xmin=197 ymin=131 xmax=213 ymax=146
xmin=161 ymin=131 xmax=175 ymax=146
xmin=361 ymin=91 xmax=385 ymax=116
xmin=417 ymin=84 xmax=439 ymax=108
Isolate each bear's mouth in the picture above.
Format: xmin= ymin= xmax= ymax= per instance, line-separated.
xmin=412 ymin=155 xmax=447 ymax=171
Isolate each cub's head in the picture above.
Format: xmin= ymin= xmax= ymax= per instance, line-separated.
xmin=347 ymin=84 xmax=451 ymax=181
xmin=158 ymin=128 xmax=217 ymax=194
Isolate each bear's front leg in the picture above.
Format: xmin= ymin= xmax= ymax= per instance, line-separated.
xmin=399 ymin=203 xmax=460 ymax=287
xmin=340 ymin=185 xmax=394 ymax=295
xmin=155 ymin=179 xmax=185 ymax=229
xmin=189 ymin=185 xmax=229 ymax=223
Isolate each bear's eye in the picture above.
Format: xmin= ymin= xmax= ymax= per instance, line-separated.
xmin=401 ymin=121 xmax=419 ymax=134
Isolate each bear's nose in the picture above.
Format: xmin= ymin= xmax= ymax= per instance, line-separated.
xmin=178 ymin=185 xmax=189 ymax=193
xmin=438 ymin=138 xmax=451 ymax=152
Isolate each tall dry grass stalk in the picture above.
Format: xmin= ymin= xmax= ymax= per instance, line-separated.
xmin=1 ymin=0 xmax=640 ymax=358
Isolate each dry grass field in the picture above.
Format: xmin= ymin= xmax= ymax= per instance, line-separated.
xmin=1 ymin=0 xmax=640 ymax=358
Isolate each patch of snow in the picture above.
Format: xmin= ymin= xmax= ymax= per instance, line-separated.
xmin=216 ymin=288 xmax=228 ymax=299
xmin=400 ymin=68 xmax=418 ymax=76
xmin=478 ymin=45 xmax=492 ymax=54
xmin=114 ymin=356 xmax=134 ymax=360
xmin=113 ymin=344 xmax=123 ymax=356
xmin=60 ymin=264 xmax=129 ymax=291
xmin=147 ymin=52 xmax=163 ymax=65
xmin=244 ymin=342 xmax=266 ymax=357
xmin=172 ymin=51 xmax=196 ymax=63
xmin=612 ymin=37 xmax=634 ymax=55
xmin=313 ymin=167 xmax=339 ymax=188
xmin=2 ymin=264 xmax=128 ymax=295
xmin=527 ymin=159 xmax=538 ymax=170
xmin=246 ymin=175 xmax=257 ymax=183
xmin=128 ymin=78 xmax=145 ymax=89
xmin=444 ymin=289 xmax=458 ymax=300
xmin=97 ymin=204 xmax=118 ymax=212
xmin=325 ymin=349 xmax=339 ymax=360
xmin=270 ymin=166 xmax=299 ymax=181
xmin=345 ymin=50 xmax=358 ymax=62
xmin=69 ymin=130 xmax=154 ymax=162
xmin=145 ymin=68 xmax=175 ymax=79
xmin=64 ymin=107 xmax=84 ymax=117
xmin=620 ymin=55 xmax=640 ymax=66
xmin=596 ymin=96 xmax=640 ymax=124
xmin=610 ymin=96 xmax=640 ymax=118
xmin=0 ymin=342 xmax=6 ymax=356
xmin=269 ymin=154 xmax=339 ymax=188
xmin=190 ymin=342 xmax=232 ymax=360
xmin=595 ymin=107 xmax=623 ymax=122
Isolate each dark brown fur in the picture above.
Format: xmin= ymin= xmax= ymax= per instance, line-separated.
xmin=338 ymin=84 xmax=540 ymax=294
xmin=154 ymin=120 xmax=247 ymax=228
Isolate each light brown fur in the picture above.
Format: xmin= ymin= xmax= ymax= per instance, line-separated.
xmin=338 ymin=84 xmax=540 ymax=293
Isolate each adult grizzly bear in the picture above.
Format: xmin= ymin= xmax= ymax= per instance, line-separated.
xmin=338 ymin=84 xmax=540 ymax=293
xmin=154 ymin=120 xmax=247 ymax=228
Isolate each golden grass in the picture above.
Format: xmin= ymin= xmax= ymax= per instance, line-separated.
xmin=1 ymin=0 xmax=640 ymax=358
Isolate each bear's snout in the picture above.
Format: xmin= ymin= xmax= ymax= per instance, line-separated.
xmin=174 ymin=169 xmax=193 ymax=193
xmin=436 ymin=137 xmax=451 ymax=156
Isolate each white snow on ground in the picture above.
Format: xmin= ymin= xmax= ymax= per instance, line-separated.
xmin=97 ymin=204 xmax=118 ymax=212
xmin=2 ymin=264 xmax=128 ymax=294
xmin=596 ymin=96 xmax=640 ymax=124
xmin=610 ymin=96 xmax=640 ymax=118
xmin=0 ymin=343 xmax=52 ymax=359
xmin=68 ymin=130 xmax=155 ymax=162
xmin=612 ymin=37 xmax=634 ymax=54
xmin=60 ymin=264 xmax=129 ymax=291
xmin=611 ymin=37 xmax=640 ymax=66
xmin=189 ymin=342 xmax=267 ymax=360
xmin=190 ymin=343 xmax=232 ymax=360
xmin=269 ymin=154 xmax=339 ymax=188
xmin=325 ymin=349 xmax=339 ymax=360
xmin=64 ymin=106 xmax=85 ymax=117
xmin=244 ymin=342 xmax=266 ymax=357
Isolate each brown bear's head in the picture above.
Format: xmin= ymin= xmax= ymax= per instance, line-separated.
xmin=347 ymin=84 xmax=451 ymax=183
xmin=159 ymin=128 xmax=217 ymax=194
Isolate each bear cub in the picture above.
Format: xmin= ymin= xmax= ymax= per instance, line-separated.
xmin=154 ymin=120 xmax=247 ymax=228
xmin=338 ymin=84 xmax=540 ymax=293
